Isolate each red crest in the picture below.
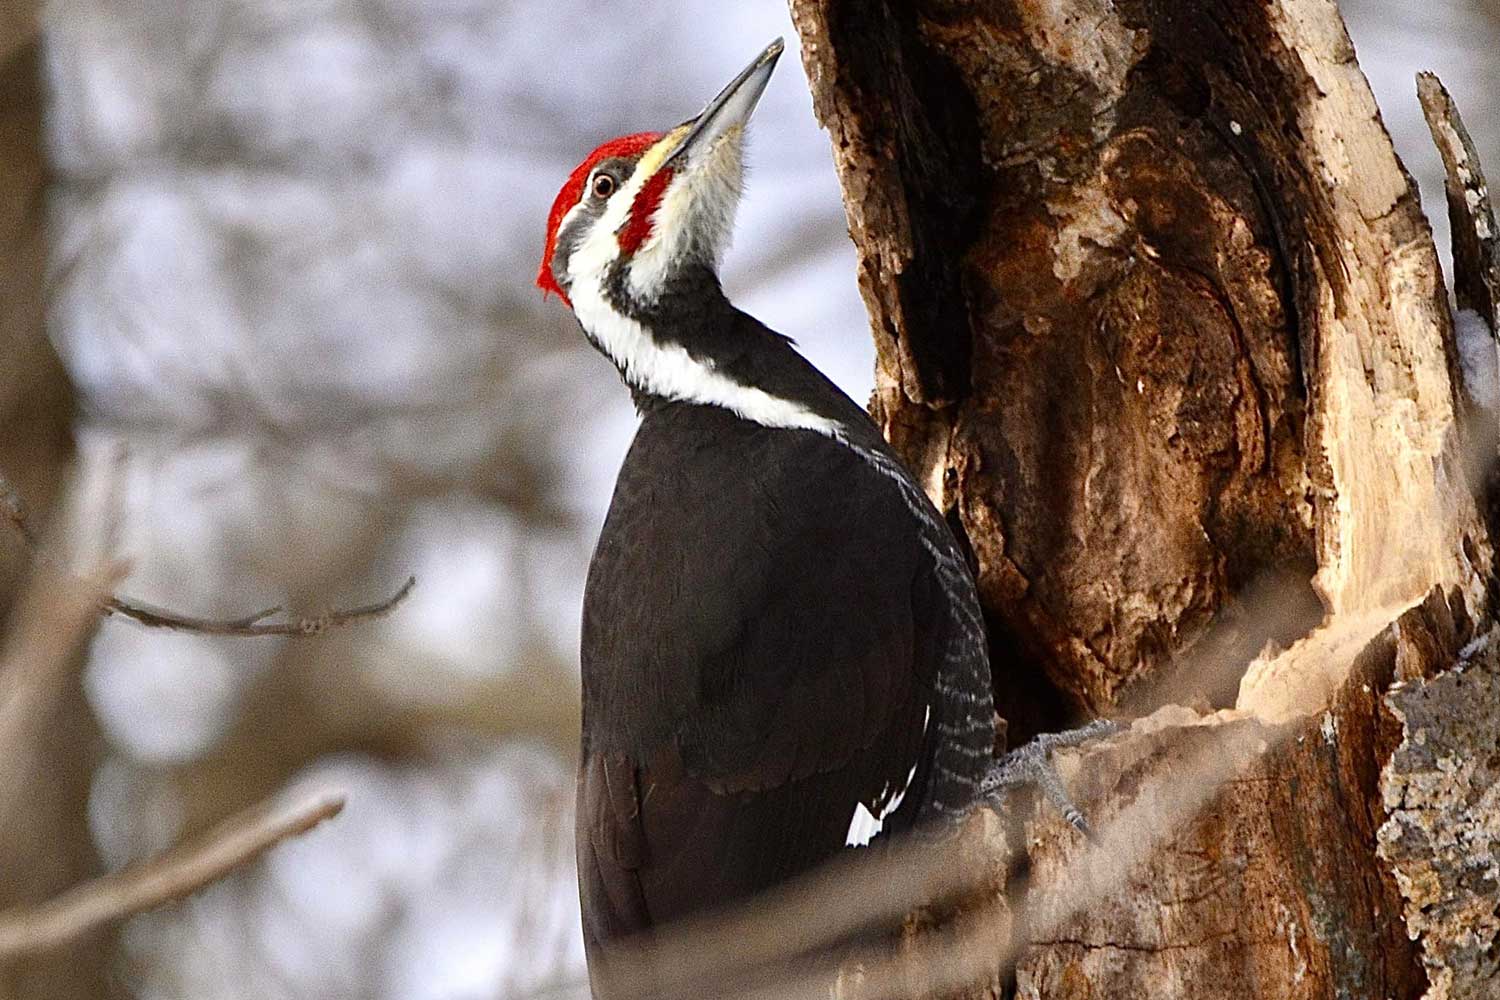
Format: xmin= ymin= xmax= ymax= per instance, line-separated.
xmin=538 ymin=132 xmax=664 ymax=306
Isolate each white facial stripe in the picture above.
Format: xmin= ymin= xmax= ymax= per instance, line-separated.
xmin=564 ymin=125 xmax=745 ymax=308
xmin=562 ymin=135 xmax=840 ymax=434
xmin=565 ymin=129 xmax=837 ymax=433
xmin=570 ymin=276 xmax=841 ymax=435
xmin=565 ymin=130 xmax=685 ymax=294
xmin=567 ymin=174 xmax=647 ymax=289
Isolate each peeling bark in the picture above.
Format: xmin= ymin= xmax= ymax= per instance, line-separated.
xmin=791 ymin=0 xmax=1499 ymax=997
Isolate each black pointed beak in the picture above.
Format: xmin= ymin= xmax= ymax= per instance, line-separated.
xmin=664 ymin=38 xmax=784 ymax=169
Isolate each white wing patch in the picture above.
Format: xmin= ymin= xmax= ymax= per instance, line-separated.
xmin=844 ymin=704 xmax=931 ymax=848
xmin=844 ymin=760 xmax=921 ymax=848
xmin=845 ymin=802 xmax=884 ymax=849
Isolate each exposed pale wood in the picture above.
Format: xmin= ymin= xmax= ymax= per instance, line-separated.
xmin=1418 ymin=72 xmax=1500 ymax=329
xmin=1012 ymin=620 xmax=1426 ymax=998
xmin=790 ymin=1 xmax=1498 ymax=997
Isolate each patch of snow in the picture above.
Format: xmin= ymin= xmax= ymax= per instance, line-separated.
xmin=1455 ymin=308 xmax=1500 ymax=414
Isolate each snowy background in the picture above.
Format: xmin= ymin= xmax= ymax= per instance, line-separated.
xmin=33 ymin=0 xmax=1498 ymax=996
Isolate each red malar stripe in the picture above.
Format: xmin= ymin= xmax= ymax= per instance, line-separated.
xmin=537 ymin=132 xmax=662 ymax=305
xmin=618 ymin=166 xmax=674 ymax=257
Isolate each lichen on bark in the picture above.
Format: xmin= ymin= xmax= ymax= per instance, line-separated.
xmin=1380 ymin=632 xmax=1500 ymax=999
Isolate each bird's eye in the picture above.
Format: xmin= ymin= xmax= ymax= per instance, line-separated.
xmin=592 ymin=173 xmax=618 ymax=199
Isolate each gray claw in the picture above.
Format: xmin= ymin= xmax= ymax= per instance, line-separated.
xmin=981 ymin=719 xmax=1122 ymax=834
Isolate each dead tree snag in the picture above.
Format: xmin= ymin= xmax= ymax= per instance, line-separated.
xmin=791 ymin=0 xmax=1500 ymax=996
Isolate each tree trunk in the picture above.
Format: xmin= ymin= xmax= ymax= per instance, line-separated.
xmin=0 ymin=7 xmax=108 ymax=1000
xmin=790 ymin=1 xmax=1500 ymax=996
xmin=0 ymin=4 xmax=71 ymax=536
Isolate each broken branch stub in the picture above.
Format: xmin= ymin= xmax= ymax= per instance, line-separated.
xmin=1418 ymin=72 xmax=1500 ymax=331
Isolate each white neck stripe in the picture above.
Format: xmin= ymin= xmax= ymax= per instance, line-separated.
xmin=571 ymin=284 xmax=843 ymax=437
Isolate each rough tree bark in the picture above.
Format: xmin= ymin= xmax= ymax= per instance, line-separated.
xmin=790 ymin=1 xmax=1499 ymax=997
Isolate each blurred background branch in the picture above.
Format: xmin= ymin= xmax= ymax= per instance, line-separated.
xmin=5 ymin=469 xmax=417 ymax=635
xmin=0 ymin=563 xmax=115 ymax=836
xmin=0 ymin=790 xmax=344 ymax=960
xmin=0 ymin=2 xmax=1496 ymax=999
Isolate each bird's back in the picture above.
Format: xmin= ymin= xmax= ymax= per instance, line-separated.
xmin=577 ymin=387 xmax=995 ymax=990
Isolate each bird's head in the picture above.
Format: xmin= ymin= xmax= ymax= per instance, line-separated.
xmin=537 ymin=39 xmax=783 ymax=318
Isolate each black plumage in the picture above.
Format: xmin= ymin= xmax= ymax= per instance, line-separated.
xmin=536 ymin=42 xmax=1002 ymax=995
xmin=576 ymin=283 xmax=996 ymax=986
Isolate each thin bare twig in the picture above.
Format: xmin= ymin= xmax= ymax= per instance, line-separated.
xmin=1 ymin=470 xmax=415 ymax=636
xmin=102 ymin=576 xmax=417 ymax=636
xmin=0 ymin=790 xmax=345 ymax=959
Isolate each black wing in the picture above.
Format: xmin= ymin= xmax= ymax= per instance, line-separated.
xmin=577 ymin=406 xmax=987 ymax=961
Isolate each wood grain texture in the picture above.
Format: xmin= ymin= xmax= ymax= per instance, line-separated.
xmin=1011 ymin=627 xmax=1425 ymax=998
xmin=791 ymin=0 xmax=1498 ymax=996
xmin=792 ymin=0 xmax=1327 ymax=729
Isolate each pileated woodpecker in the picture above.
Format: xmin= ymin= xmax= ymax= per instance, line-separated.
xmin=539 ymin=38 xmax=1103 ymax=996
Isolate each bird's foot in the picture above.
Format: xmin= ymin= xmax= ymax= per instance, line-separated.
xmin=980 ymin=719 xmax=1123 ymax=836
